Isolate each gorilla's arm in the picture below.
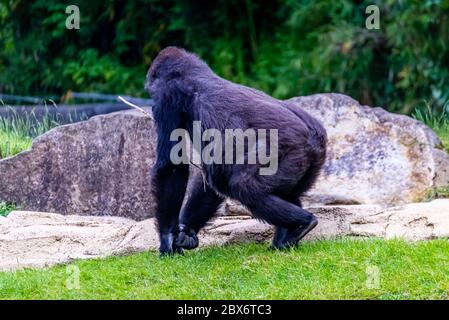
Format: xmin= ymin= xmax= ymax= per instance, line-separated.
xmin=152 ymin=163 xmax=188 ymax=254
xmin=151 ymin=105 xmax=189 ymax=255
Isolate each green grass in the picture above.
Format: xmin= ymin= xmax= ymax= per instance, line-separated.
xmin=0 ymin=130 xmax=32 ymax=159
xmin=0 ymin=105 xmax=60 ymax=159
xmin=413 ymin=103 xmax=449 ymax=153
xmin=426 ymin=185 xmax=449 ymax=200
xmin=413 ymin=103 xmax=449 ymax=199
xmin=1 ymin=239 xmax=448 ymax=300
xmin=0 ymin=202 xmax=15 ymax=216
xmin=436 ymin=127 xmax=449 ymax=153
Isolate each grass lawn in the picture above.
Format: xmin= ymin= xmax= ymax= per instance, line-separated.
xmin=0 ymin=238 xmax=448 ymax=300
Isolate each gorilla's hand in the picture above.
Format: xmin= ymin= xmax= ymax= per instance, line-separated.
xmin=159 ymin=232 xmax=183 ymax=256
xmin=175 ymin=224 xmax=199 ymax=250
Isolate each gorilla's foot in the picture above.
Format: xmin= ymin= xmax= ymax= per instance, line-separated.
xmin=271 ymin=226 xmax=288 ymax=249
xmin=159 ymin=232 xmax=184 ymax=256
xmin=175 ymin=224 xmax=199 ymax=250
xmin=160 ymin=246 xmax=184 ymax=257
xmin=272 ymin=217 xmax=318 ymax=250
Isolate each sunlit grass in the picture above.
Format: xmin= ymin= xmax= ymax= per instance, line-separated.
xmin=1 ymin=239 xmax=448 ymax=300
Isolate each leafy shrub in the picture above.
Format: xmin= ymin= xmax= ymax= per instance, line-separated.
xmin=1 ymin=0 xmax=449 ymax=114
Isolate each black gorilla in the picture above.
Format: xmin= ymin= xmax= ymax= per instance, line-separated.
xmin=146 ymin=47 xmax=327 ymax=255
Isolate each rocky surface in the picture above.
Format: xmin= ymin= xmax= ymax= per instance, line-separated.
xmin=288 ymin=94 xmax=449 ymax=205
xmin=350 ymin=199 xmax=449 ymax=240
xmin=0 ymin=110 xmax=156 ymax=220
xmin=2 ymin=199 xmax=448 ymax=271
xmin=0 ymin=212 xmax=158 ymax=272
xmin=0 ymin=93 xmax=448 ymax=219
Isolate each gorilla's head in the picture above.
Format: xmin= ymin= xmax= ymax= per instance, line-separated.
xmin=145 ymin=47 xmax=212 ymax=102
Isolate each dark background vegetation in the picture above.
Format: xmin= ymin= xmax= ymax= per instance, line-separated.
xmin=1 ymin=0 xmax=448 ymax=113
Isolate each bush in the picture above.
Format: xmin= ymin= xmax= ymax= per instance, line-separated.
xmin=1 ymin=0 xmax=449 ymax=114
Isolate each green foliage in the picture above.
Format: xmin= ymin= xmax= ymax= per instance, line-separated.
xmin=1 ymin=1 xmax=449 ymax=113
xmin=0 ymin=202 xmax=15 ymax=216
xmin=425 ymin=185 xmax=449 ymax=200
xmin=1 ymin=239 xmax=449 ymax=299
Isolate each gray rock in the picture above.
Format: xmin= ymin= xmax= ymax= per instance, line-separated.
xmin=0 ymin=211 xmax=159 ymax=271
xmin=350 ymin=199 xmax=449 ymax=240
xmin=1 ymin=94 xmax=448 ymax=219
xmin=288 ymin=94 xmax=449 ymax=205
xmin=433 ymin=149 xmax=449 ymax=187
xmin=0 ymin=110 xmax=156 ymax=220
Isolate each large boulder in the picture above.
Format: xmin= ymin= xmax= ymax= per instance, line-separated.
xmin=2 ymin=199 xmax=449 ymax=271
xmin=0 ymin=110 xmax=156 ymax=220
xmin=288 ymin=94 xmax=449 ymax=205
xmin=0 ymin=93 xmax=448 ymax=219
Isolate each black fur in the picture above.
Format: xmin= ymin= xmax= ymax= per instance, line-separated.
xmin=146 ymin=47 xmax=327 ymax=254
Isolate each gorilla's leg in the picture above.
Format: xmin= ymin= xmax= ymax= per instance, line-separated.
xmin=240 ymin=193 xmax=317 ymax=249
xmin=272 ymin=195 xmax=302 ymax=248
xmin=176 ymin=174 xmax=224 ymax=250
xmin=271 ymin=165 xmax=322 ymax=248
xmin=272 ymin=197 xmax=302 ymax=248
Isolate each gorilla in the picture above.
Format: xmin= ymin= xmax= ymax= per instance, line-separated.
xmin=145 ymin=47 xmax=327 ymax=255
